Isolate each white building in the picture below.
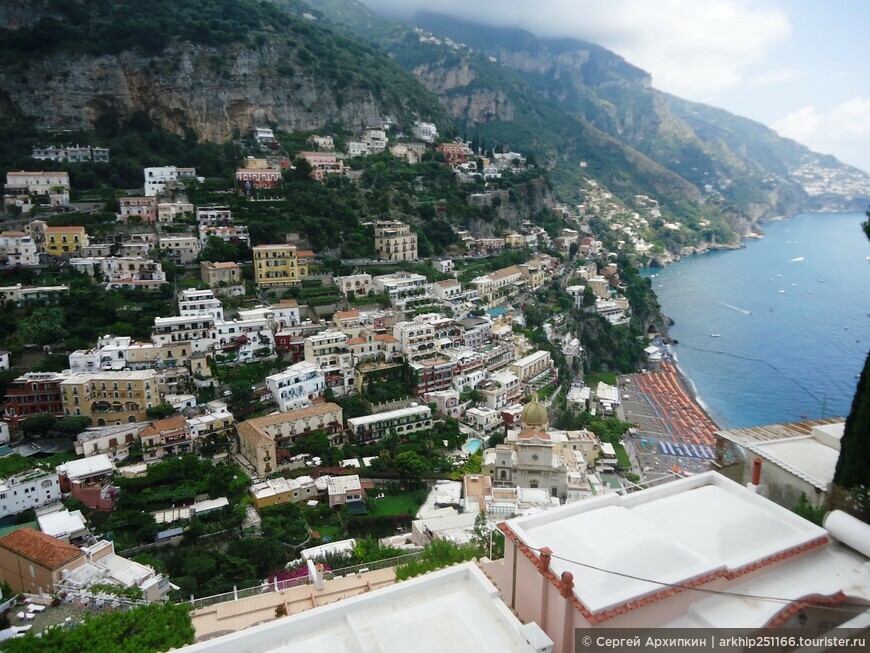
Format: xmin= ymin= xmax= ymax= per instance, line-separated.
xmin=304 ymin=330 xmax=354 ymax=396
xmin=178 ymin=289 xmax=224 ymax=321
xmin=36 ymin=507 xmax=89 ymax=542
xmin=185 ymin=400 xmax=235 ymax=442
xmin=433 ymin=279 xmax=462 ymax=301
xmin=716 ymin=419 xmax=846 ymax=510
xmin=392 ymin=321 xmax=437 ymax=361
xmin=152 ymin=315 xmax=215 ymax=352
xmin=372 ymin=272 xmax=431 ymax=304
xmin=4 ymin=171 xmax=70 ymax=209
xmin=266 ymin=361 xmax=326 ymax=412
xmin=0 ymin=231 xmax=39 ymax=267
xmin=412 ymin=121 xmax=438 ymax=143
xmin=143 ymin=166 xmax=195 ymax=196
xmin=326 ymin=475 xmax=365 ymax=507
xmin=333 ymin=273 xmax=373 ymax=297
xmin=346 ymin=141 xmax=370 ymax=157
xmin=0 ymin=470 xmax=62 ymax=518
xmin=347 ymin=405 xmax=433 ymax=443
xmin=75 ymin=423 xmax=142 ymax=460
xmin=102 ymin=257 xmax=167 ymax=290
xmin=59 ymin=539 xmax=171 ymax=602
xmin=180 ymin=564 xmax=551 ymax=653
xmin=214 ymin=317 xmax=275 ymax=363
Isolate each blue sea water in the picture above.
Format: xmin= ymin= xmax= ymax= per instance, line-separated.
xmin=644 ymin=212 xmax=870 ymax=429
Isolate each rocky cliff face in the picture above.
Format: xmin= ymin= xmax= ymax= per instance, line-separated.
xmin=0 ymin=42 xmax=392 ymax=142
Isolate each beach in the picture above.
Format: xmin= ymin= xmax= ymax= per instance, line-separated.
xmin=617 ymin=362 xmax=720 ymax=483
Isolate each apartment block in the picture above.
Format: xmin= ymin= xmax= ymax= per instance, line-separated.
xmin=333 ymin=273 xmax=373 ymax=297
xmin=60 ymin=370 xmax=163 ymax=425
xmin=299 ymin=152 xmax=345 ymax=181
xmin=0 ymin=470 xmax=62 ymax=519
xmin=346 ymin=405 xmax=433 ymax=443
xmin=2 ymin=371 xmax=65 ymax=428
xmin=200 ymin=261 xmax=242 ymax=288
xmin=375 ymin=221 xmax=418 ymax=262
xmin=238 ymin=403 xmax=343 ymax=477
xmin=0 ymin=231 xmax=39 ymax=266
xmin=254 ymin=244 xmax=308 ymax=288
xmin=141 ymin=416 xmax=191 ymax=461
xmin=178 ymin=288 xmax=224 ymax=321
xmin=236 ymin=158 xmax=282 ymax=194
xmin=304 ymin=330 xmax=354 ymax=396
xmin=159 ymin=235 xmax=201 ymax=264
xmin=266 ymin=361 xmax=326 ymax=412
xmin=4 ymin=171 xmax=70 ymax=210
xmin=118 ymin=196 xmax=157 ymax=223
xmin=44 ymin=226 xmax=88 ymax=256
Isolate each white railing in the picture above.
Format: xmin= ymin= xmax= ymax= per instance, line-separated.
xmin=186 ymin=551 xmax=422 ymax=610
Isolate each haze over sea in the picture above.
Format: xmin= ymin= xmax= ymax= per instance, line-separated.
xmin=645 ymin=212 xmax=870 ymax=429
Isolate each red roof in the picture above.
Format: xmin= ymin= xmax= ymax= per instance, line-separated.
xmin=0 ymin=527 xmax=85 ymax=570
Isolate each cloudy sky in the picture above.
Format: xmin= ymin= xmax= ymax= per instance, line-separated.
xmin=361 ymin=0 xmax=870 ymax=173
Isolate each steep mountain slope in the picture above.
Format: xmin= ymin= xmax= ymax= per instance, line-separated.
xmin=295 ymin=0 xmax=745 ymax=249
xmin=411 ymin=12 xmax=870 ymax=220
xmin=0 ymin=0 xmax=449 ymax=141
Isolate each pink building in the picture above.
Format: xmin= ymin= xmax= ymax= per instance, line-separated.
xmin=488 ymin=472 xmax=870 ymax=653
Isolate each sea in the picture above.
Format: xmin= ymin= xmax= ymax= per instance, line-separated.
xmin=643 ymin=212 xmax=870 ymax=429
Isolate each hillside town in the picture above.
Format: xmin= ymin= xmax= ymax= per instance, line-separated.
xmin=0 ymin=117 xmax=866 ymax=652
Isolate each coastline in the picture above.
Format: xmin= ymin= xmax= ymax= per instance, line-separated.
xmin=618 ymin=361 xmax=720 ymax=479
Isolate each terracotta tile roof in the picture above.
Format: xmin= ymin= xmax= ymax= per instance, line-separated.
xmin=517 ymin=429 xmax=550 ymax=440
xmin=212 ymin=262 xmax=239 ymax=269
xmin=274 ymin=299 xmax=298 ymax=308
xmin=45 ymin=226 xmax=85 ymax=232
xmin=242 ymin=402 xmax=342 ymax=430
xmin=0 ymin=527 xmax=84 ymax=570
xmin=488 ymin=265 xmax=523 ymax=281
xmin=374 ymin=334 xmax=398 ymax=343
xmin=141 ymin=415 xmax=185 ymax=436
xmin=296 ymin=250 xmax=315 ymax=258
xmin=334 ymin=310 xmax=360 ymax=319
xmin=346 ymin=337 xmax=366 ymax=345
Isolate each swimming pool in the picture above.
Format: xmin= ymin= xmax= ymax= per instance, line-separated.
xmin=462 ymin=438 xmax=484 ymax=454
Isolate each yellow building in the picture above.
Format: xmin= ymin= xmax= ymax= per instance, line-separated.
xmin=44 ymin=226 xmax=88 ymax=256
xmin=505 ymin=233 xmax=526 ymax=248
xmin=60 ymin=370 xmax=163 ymax=426
xmin=253 ymin=244 xmax=308 ymax=288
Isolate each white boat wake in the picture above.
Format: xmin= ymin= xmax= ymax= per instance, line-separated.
xmin=717 ymin=300 xmax=751 ymax=315
xmin=787 ymin=256 xmax=805 ymax=262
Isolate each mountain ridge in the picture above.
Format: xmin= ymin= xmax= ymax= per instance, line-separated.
xmin=408 ymin=10 xmax=870 ymax=220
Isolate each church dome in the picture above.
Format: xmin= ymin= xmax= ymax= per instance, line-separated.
xmin=521 ymin=393 xmax=548 ymax=429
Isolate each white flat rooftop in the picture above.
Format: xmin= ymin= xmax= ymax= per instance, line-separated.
xmin=57 ymin=454 xmax=114 ymax=481
xmin=36 ymin=509 xmax=87 ymax=539
xmin=505 ymin=472 xmax=828 ymax=614
xmin=718 ymin=420 xmax=845 ymax=490
xmin=663 ymin=542 xmax=870 ymax=628
xmin=181 ymin=564 xmax=550 ymax=653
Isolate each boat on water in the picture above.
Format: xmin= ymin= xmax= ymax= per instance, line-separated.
xmin=710 ymin=333 xmax=721 ymax=338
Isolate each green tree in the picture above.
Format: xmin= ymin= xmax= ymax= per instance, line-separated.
xmin=1 ymin=602 xmax=194 ymax=653
xmin=146 ymin=402 xmax=176 ymax=420
xmin=393 ymin=451 xmax=428 ymax=489
xmin=14 ymin=307 xmax=68 ymax=346
xmin=20 ymin=413 xmax=58 ymax=437
xmin=792 ymin=494 xmax=826 ymax=526
xmin=834 ymin=209 xmax=870 ymax=500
